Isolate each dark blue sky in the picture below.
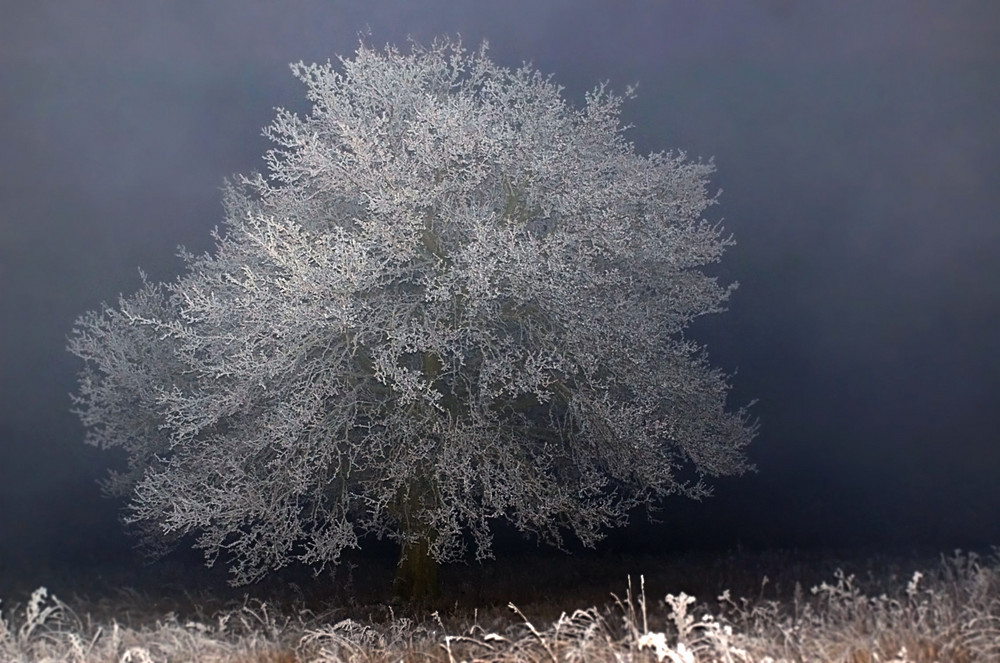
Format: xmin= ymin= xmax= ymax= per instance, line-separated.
xmin=2 ymin=1 xmax=998 ymax=582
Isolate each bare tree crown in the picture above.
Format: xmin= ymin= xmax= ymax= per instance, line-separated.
xmin=69 ymin=38 xmax=755 ymax=585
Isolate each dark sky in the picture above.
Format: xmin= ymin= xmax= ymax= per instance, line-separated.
xmin=2 ymin=1 xmax=998 ymax=583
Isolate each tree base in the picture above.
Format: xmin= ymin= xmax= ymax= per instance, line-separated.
xmin=394 ymin=537 xmax=439 ymax=602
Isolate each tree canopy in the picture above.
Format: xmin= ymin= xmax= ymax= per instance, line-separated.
xmin=69 ymin=38 xmax=756 ymax=595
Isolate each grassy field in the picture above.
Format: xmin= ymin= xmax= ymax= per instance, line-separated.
xmin=1 ymin=546 xmax=997 ymax=662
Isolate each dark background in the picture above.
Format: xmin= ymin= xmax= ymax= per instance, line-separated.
xmin=2 ymin=1 xmax=998 ymax=594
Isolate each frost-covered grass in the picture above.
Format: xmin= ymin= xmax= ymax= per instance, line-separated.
xmin=2 ymin=548 xmax=997 ymax=662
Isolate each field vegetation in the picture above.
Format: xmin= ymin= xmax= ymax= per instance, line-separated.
xmin=2 ymin=547 xmax=998 ymax=662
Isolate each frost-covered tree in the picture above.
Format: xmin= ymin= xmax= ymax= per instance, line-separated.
xmin=68 ymin=38 xmax=756 ymax=598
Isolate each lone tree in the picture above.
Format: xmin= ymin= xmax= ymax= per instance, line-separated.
xmin=69 ymin=38 xmax=755 ymax=599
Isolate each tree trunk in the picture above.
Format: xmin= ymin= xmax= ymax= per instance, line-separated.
xmin=391 ymin=348 xmax=445 ymax=602
xmin=392 ymin=463 xmax=441 ymax=602
xmin=394 ymin=534 xmax=439 ymax=602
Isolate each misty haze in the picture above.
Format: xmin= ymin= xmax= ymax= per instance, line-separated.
xmin=1 ymin=2 xmax=998 ymax=661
